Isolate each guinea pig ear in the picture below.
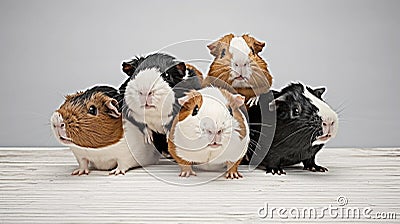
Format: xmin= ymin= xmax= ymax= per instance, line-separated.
xmin=174 ymin=62 xmax=187 ymax=77
xmin=312 ymin=87 xmax=326 ymax=98
xmin=207 ymin=41 xmax=221 ymax=57
xmin=268 ymin=95 xmax=286 ymax=111
xmin=122 ymin=62 xmax=134 ymax=76
xmin=242 ymin=34 xmax=266 ymax=54
xmin=253 ymin=38 xmax=266 ymax=54
xmin=105 ymin=99 xmax=121 ymax=118
xmin=122 ymin=57 xmax=145 ymax=77
xmin=232 ymin=94 xmax=245 ymax=108
xmin=207 ymin=33 xmax=234 ymax=57
xmin=178 ymin=95 xmax=189 ymax=106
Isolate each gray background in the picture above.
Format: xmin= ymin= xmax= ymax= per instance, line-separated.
xmin=0 ymin=0 xmax=399 ymax=147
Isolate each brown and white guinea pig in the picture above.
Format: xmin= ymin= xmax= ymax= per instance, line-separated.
xmin=249 ymin=82 xmax=338 ymax=175
xmin=121 ymin=53 xmax=202 ymax=150
xmin=51 ymin=86 xmax=160 ymax=175
xmin=168 ymin=86 xmax=250 ymax=179
xmin=204 ymin=33 xmax=273 ymax=107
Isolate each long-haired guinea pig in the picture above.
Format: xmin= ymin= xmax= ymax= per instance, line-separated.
xmin=168 ymin=86 xmax=250 ymax=179
xmin=51 ymin=86 xmax=158 ymax=175
xmin=121 ymin=53 xmax=202 ymax=150
xmin=249 ymin=83 xmax=338 ymax=175
xmin=204 ymin=33 xmax=273 ymax=107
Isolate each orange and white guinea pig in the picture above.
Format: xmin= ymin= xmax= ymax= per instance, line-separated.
xmin=51 ymin=86 xmax=160 ymax=175
xmin=168 ymin=86 xmax=250 ymax=179
xmin=205 ymin=33 xmax=273 ymax=107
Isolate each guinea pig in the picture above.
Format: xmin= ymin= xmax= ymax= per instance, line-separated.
xmin=121 ymin=53 xmax=202 ymax=150
xmin=248 ymin=82 xmax=338 ymax=175
xmin=204 ymin=33 xmax=273 ymax=107
xmin=168 ymin=86 xmax=250 ymax=179
xmin=51 ymin=86 xmax=159 ymax=175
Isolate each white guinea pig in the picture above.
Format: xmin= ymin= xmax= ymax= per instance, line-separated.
xmin=51 ymin=86 xmax=159 ymax=175
xmin=168 ymin=87 xmax=250 ymax=179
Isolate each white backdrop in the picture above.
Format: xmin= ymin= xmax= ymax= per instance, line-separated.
xmin=0 ymin=0 xmax=399 ymax=147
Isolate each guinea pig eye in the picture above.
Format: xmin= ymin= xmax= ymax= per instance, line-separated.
xmin=192 ymin=105 xmax=199 ymax=116
xmin=88 ymin=105 xmax=97 ymax=115
xmin=292 ymin=108 xmax=300 ymax=117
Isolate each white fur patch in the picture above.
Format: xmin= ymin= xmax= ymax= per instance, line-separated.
xmin=70 ymin=121 xmax=161 ymax=171
xmin=303 ymin=85 xmax=338 ymax=145
xmin=229 ymin=36 xmax=251 ymax=59
xmin=229 ymin=37 xmax=253 ymax=87
xmin=125 ymin=68 xmax=175 ymax=134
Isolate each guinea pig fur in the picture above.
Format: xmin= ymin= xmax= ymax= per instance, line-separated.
xmin=168 ymin=87 xmax=250 ymax=179
xmin=51 ymin=86 xmax=159 ymax=175
xmin=122 ymin=53 xmax=202 ymax=149
xmin=249 ymin=82 xmax=338 ymax=175
xmin=205 ymin=33 xmax=273 ymax=106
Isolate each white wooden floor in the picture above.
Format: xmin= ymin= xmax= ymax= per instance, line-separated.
xmin=0 ymin=148 xmax=399 ymax=223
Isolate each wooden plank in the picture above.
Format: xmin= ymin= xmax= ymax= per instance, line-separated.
xmin=0 ymin=148 xmax=399 ymax=223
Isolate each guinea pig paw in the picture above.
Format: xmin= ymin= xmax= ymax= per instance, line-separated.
xmin=225 ymin=171 xmax=243 ymax=179
xmin=265 ymin=167 xmax=286 ymax=175
xmin=109 ymin=168 xmax=126 ymax=176
xmin=246 ymin=96 xmax=260 ymax=108
xmin=303 ymin=165 xmax=328 ymax=172
xmin=178 ymin=167 xmax=196 ymax=178
xmin=144 ymin=129 xmax=154 ymax=144
xmin=71 ymin=168 xmax=89 ymax=176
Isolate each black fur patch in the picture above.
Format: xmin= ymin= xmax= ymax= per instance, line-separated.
xmin=70 ymin=86 xmax=123 ymax=112
xmin=220 ymin=48 xmax=226 ymax=58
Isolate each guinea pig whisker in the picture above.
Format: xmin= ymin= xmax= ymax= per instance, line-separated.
xmin=246 ymin=141 xmax=258 ymax=153
xmin=309 ymin=129 xmax=320 ymax=145
xmin=249 ymin=129 xmax=271 ymax=139
xmin=248 ymin=123 xmax=273 ymax=127
xmin=247 ymin=139 xmax=266 ymax=157
xmin=274 ymin=126 xmax=314 ymax=147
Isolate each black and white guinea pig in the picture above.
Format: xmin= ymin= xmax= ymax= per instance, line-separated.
xmin=168 ymin=86 xmax=250 ymax=179
xmin=248 ymin=83 xmax=338 ymax=175
xmin=120 ymin=53 xmax=202 ymax=151
xmin=51 ymin=86 xmax=159 ymax=175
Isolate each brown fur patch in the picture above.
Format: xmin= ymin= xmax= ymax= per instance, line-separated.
xmin=57 ymin=92 xmax=123 ymax=148
xmin=206 ymin=34 xmax=273 ymax=102
xmin=177 ymin=90 xmax=203 ymax=122
xmin=226 ymin=159 xmax=242 ymax=172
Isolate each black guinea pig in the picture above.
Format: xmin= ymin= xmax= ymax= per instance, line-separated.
xmin=248 ymin=82 xmax=338 ymax=175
